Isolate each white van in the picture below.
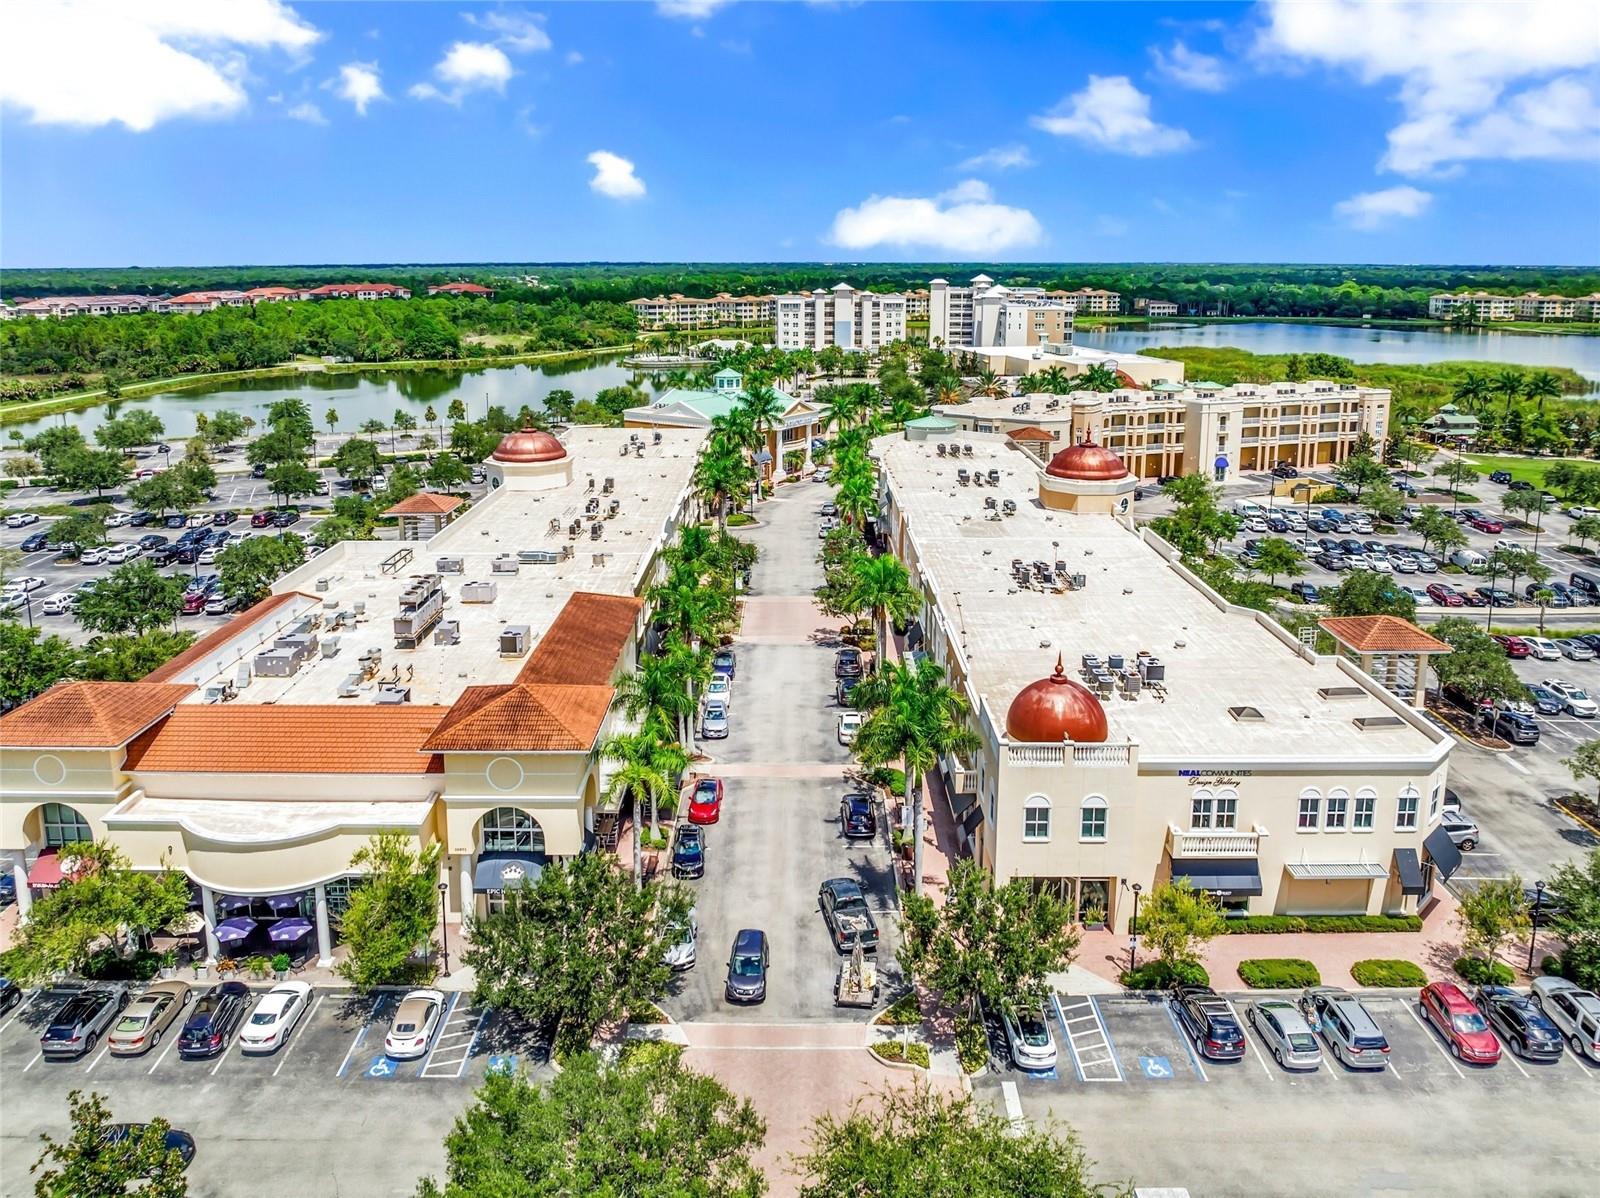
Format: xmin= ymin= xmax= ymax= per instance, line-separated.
xmin=1232 ymin=500 xmax=1265 ymax=518
xmin=1451 ymin=549 xmax=1489 ymax=573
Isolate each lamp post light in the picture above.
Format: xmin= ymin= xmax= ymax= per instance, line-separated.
xmin=1129 ymin=883 xmax=1143 ymax=973
xmin=1527 ymin=879 xmax=1545 ymax=974
xmin=438 ymin=880 xmax=451 ymax=977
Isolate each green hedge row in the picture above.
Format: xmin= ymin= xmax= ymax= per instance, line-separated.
xmin=1454 ymin=956 xmax=1515 ymax=986
xmin=1222 ymin=914 xmax=1422 ymax=935
xmin=1237 ymin=958 xmax=1322 ymax=989
xmin=1121 ymin=960 xmax=1209 ymax=989
xmin=1350 ymin=959 xmax=1428 ymax=987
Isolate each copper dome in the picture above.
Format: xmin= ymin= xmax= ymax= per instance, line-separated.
xmin=1044 ymin=435 xmax=1129 ymax=482
xmin=1005 ymin=655 xmax=1109 ymax=744
xmin=492 ymin=427 xmax=567 ymax=463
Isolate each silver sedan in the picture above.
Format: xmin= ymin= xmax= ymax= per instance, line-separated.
xmin=1248 ymin=998 xmax=1323 ymax=1070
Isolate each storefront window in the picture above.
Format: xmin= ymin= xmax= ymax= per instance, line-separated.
xmin=481 ymin=807 xmax=545 ymax=854
xmin=41 ymin=803 xmax=91 ymax=848
xmin=1078 ymin=879 xmax=1110 ymax=925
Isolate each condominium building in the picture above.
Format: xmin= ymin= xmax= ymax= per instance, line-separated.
xmin=1576 ymin=294 xmax=1600 ymax=321
xmin=305 ymin=283 xmax=412 ymax=301
xmin=1135 ymin=299 xmax=1180 ymax=318
xmin=1427 ymin=292 xmax=1519 ymax=321
xmin=427 ymin=282 xmax=496 ymax=297
xmin=243 ymin=287 xmax=310 ymax=304
xmin=1050 ymin=287 xmax=1122 ymax=314
xmin=1 ymin=427 xmax=707 ymax=964
xmin=622 ymin=368 xmax=822 ymax=481
xmin=903 ymin=289 xmax=930 ymax=319
xmin=627 ymin=293 xmax=777 ymax=330
xmin=875 ymin=430 xmax=1455 ymax=931
xmin=167 ymin=291 xmax=250 ymax=313
xmin=934 ymin=378 xmax=1389 ymax=482
xmin=1515 ymin=293 xmax=1578 ymax=321
xmin=773 ymin=283 xmax=906 ymax=351
xmin=929 ymin=275 xmax=1076 ymax=348
xmin=1 ymin=295 xmax=168 ymax=319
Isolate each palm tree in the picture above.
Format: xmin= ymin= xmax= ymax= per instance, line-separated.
xmin=845 ymin=552 xmax=919 ymax=665
xmin=1452 ymin=370 xmax=1491 ymax=416
xmin=649 ymin=568 xmax=730 ymax=648
xmin=834 ymin=469 xmax=878 ymax=529
xmin=1074 ymin=363 xmax=1121 ymax=393
xmin=600 ymin=728 xmax=677 ymax=888
xmin=614 ymin=652 xmax=699 ymax=758
xmin=814 ymin=385 xmax=863 ymax=433
xmin=736 ymin=385 xmax=787 ymax=484
xmin=1038 ymin=365 xmax=1071 ymax=395
xmin=1494 ymin=369 xmax=1525 ymax=418
xmin=1522 ymin=370 xmax=1562 ymax=413
xmin=693 ymin=447 xmax=750 ymax=527
xmin=973 ymin=369 xmax=1006 ymax=399
xmin=851 ymin=658 xmax=980 ymax=896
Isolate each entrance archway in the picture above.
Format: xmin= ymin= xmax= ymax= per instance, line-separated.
xmin=472 ymin=808 xmax=547 ymax=915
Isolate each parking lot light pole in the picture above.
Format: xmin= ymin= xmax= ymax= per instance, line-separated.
xmin=438 ymin=880 xmax=451 ymax=977
xmin=1129 ymin=883 xmax=1143 ymax=973
xmin=1527 ymin=879 xmax=1545 ymax=973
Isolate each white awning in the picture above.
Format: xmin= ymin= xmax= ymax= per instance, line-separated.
xmin=1284 ymin=861 xmax=1389 ymax=880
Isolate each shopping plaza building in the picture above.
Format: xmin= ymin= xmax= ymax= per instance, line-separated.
xmin=934 ymin=378 xmax=1390 ymax=482
xmin=1 ymin=427 xmax=706 ymax=964
xmin=875 ymin=429 xmax=1457 ymax=930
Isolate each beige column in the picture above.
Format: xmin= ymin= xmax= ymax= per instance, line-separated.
xmin=9 ymin=851 xmax=31 ymax=923
xmin=314 ymin=883 xmax=334 ymax=966
xmin=200 ymin=885 xmax=221 ymax=961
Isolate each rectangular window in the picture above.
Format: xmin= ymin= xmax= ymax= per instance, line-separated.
xmin=1325 ymin=795 xmax=1348 ymax=830
xmin=1215 ymin=796 xmax=1237 ymax=830
xmin=1297 ymin=795 xmax=1320 ymax=830
xmin=1354 ymin=794 xmax=1376 ymax=830
xmin=1429 ymin=786 xmax=1441 ymax=819
xmin=1080 ymin=805 xmax=1107 ymax=841
xmin=1397 ymin=794 xmax=1419 ymax=830
xmin=1190 ymin=796 xmax=1213 ymax=829
xmin=1023 ymin=806 xmax=1051 ymax=842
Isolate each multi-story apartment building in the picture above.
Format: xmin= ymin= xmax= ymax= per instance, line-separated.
xmin=1428 ymin=292 xmax=1519 ymax=321
xmin=627 ymin=293 xmax=777 ymax=330
xmin=903 ymin=289 xmax=930 ymax=319
xmin=1134 ymin=298 xmax=1179 ymax=318
xmin=1049 ymin=286 xmax=1122 ymax=314
xmin=929 ymin=275 xmax=1076 ymax=348
xmin=1515 ymin=293 xmax=1578 ymax=321
xmin=305 ymin=283 xmax=412 ymax=301
xmin=875 ymin=430 xmax=1456 ymax=931
xmin=773 ymin=283 xmax=906 ymax=351
xmin=1575 ymin=294 xmax=1600 ymax=321
xmin=1 ymin=295 xmax=168 ymax=319
xmin=935 ymin=378 xmax=1389 ymax=482
xmin=427 ymin=282 xmax=496 ymax=297
xmin=167 ymin=290 xmax=250 ymax=313
xmin=1 ymin=427 xmax=707 ymax=963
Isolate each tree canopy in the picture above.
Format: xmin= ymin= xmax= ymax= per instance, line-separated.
xmin=31 ymin=1090 xmax=189 ymax=1198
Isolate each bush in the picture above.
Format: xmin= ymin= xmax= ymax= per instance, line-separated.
xmin=80 ymin=948 xmax=162 ymax=982
xmin=904 ymin=1041 xmax=930 ymax=1069
xmin=1541 ymin=954 xmax=1564 ymax=976
xmin=880 ymin=992 xmax=923 ymax=1026
xmin=954 ymin=1017 xmax=988 ymax=1075
xmin=627 ymin=1001 xmax=668 ymax=1025
xmin=725 ymin=513 xmax=755 ymax=527
xmin=871 ymin=1041 xmax=927 ymax=1068
xmin=1121 ymin=959 xmax=1209 ymax=989
xmin=1454 ymin=956 xmax=1515 ymax=986
xmin=1217 ymin=914 xmax=1422 ymax=935
xmin=615 ymin=1039 xmax=682 ymax=1070
xmin=1351 ymin=959 xmax=1428 ymax=987
xmin=1237 ymin=958 xmax=1322 ymax=989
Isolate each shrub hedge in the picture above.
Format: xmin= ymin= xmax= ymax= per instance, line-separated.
xmin=1350 ymin=959 xmax=1428 ymax=987
xmin=1222 ymin=914 xmax=1422 ymax=935
xmin=1237 ymin=958 xmax=1322 ymax=989
xmin=1121 ymin=959 xmax=1209 ymax=989
xmin=879 ymin=992 xmax=923 ymax=1026
xmin=954 ymin=1018 xmax=989 ymax=1075
xmin=1454 ymin=956 xmax=1515 ymax=986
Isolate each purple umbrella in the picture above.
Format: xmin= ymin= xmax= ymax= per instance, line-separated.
xmin=267 ymin=917 xmax=314 ymax=944
xmin=215 ymin=895 xmax=254 ymax=915
xmin=265 ymin=894 xmax=303 ymax=915
xmin=214 ymin=917 xmax=256 ymax=944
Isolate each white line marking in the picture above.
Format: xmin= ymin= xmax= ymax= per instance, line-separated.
xmin=418 ymin=993 xmax=462 ymax=1076
xmin=149 ymin=1026 xmax=182 ymax=1074
xmin=1230 ymin=1001 xmax=1274 ymax=1080
xmin=84 ymin=1043 xmax=113 ymax=1074
xmin=337 ymin=994 xmax=384 ymax=1078
xmin=209 ymin=1040 xmax=231 ymax=1076
xmin=1404 ymin=1002 xmax=1466 ymax=1079
xmin=1496 ymin=1034 xmax=1531 ymax=1080
xmin=22 ymin=1050 xmax=43 ymax=1072
xmin=1001 ymin=1080 xmax=1026 ymax=1134
xmin=1505 ymin=757 xmax=1531 ymax=776
xmin=274 ymin=995 xmax=323 ymax=1077
xmin=455 ymin=1007 xmax=491 ymax=1077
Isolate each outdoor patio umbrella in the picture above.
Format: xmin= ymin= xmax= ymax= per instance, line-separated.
xmin=264 ymin=894 xmax=303 ymax=915
xmin=215 ymin=895 xmax=254 ymax=915
xmin=213 ymin=917 xmax=256 ymax=945
xmin=267 ymin=917 xmax=314 ymax=944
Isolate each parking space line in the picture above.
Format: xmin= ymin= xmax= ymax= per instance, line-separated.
xmin=274 ymin=994 xmax=323 ymax=1077
xmin=417 ymin=992 xmax=462 ymax=1076
xmin=337 ymin=993 xmax=386 ymax=1078
xmin=456 ymin=1007 xmax=491 ymax=1079
xmin=0 ymin=998 xmax=34 ymax=1035
xmin=1000 ymin=1080 xmax=1026 ymax=1135
xmin=1504 ymin=756 xmax=1531 ymax=776
xmin=148 ymin=1025 xmax=182 ymax=1074
xmin=22 ymin=1050 xmax=44 ymax=1073
xmin=1228 ymin=1000 xmax=1274 ymax=1080
xmin=1162 ymin=1000 xmax=1208 ymax=1082
xmin=1403 ymin=1002 xmax=1466 ymax=1079
xmin=1496 ymin=1036 xmax=1531 ymax=1080
xmin=83 ymin=1043 xmax=113 ymax=1074
xmin=1051 ymin=994 xmax=1085 ymax=1082
xmin=1086 ymin=997 xmax=1126 ymax=1082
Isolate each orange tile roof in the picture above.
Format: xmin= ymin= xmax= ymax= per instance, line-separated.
xmin=1005 ymin=426 xmax=1058 ymax=442
xmin=142 ymin=592 xmax=308 ymax=683
xmin=1318 ymin=615 xmax=1452 ymax=654
xmin=0 ymin=682 xmax=193 ymax=748
xmin=384 ymin=492 xmax=464 ymax=517
xmin=517 ymin=592 xmax=643 ymax=686
xmin=123 ymin=705 xmax=451 ymax=773
xmin=419 ymin=683 xmax=613 ymax=753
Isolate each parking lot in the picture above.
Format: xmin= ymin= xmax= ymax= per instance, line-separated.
xmin=0 ymin=981 xmax=548 ymax=1196
xmin=979 ymin=987 xmax=1600 ymax=1196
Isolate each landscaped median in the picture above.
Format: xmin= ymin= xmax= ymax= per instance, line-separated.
xmin=1349 ymin=959 xmax=1429 ymax=987
xmin=1237 ymin=959 xmax=1322 ymax=989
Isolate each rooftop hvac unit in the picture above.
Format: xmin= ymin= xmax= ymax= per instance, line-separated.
xmin=338 ymin=674 xmax=363 ymax=698
xmin=606 ymin=499 xmax=620 ymax=518
xmin=315 ymin=577 xmax=331 ymax=593
xmin=436 ymin=556 xmax=465 ymax=574
xmin=461 ymin=580 xmax=498 ymax=603
xmin=376 ymin=684 xmax=411 ymax=704
xmin=519 ymin=549 xmax=561 ymax=564
xmin=321 ymin=637 xmax=341 ymax=658
xmin=1138 ymin=658 xmax=1165 ymax=682
xmin=957 ymin=469 xmax=970 ymax=485
xmin=1071 ymin=573 xmax=1087 ymax=590
xmin=500 ymin=624 xmax=530 ymax=656
xmin=937 ymin=444 xmax=947 ymax=457
xmin=585 ymin=497 xmax=601 ymax=516
xmin=987 ymin=469 xmax=1000 ymax=484
xmin=561 ymin=544 xmax=575 ymax=560
xmin=359 ymin=646 xmax=382 ymax=664
xmin=602 ymin=476 xmax=614 ymax=493
xmin=492 ymin=555 xmax=520 ymax=574
xmin=586 ymin=477 xmax=595 ymax=491
xmin=352 ymin=601 xmax=366 ymax=616
xmin=652 ymin=431 xmax=662 ymax=444
xmin=984 ymin=496 xmax=997 ymax=511
xmin=322 ymin=597 xmax=341 ymax=610
xmin=253 ymin=650 xmax=299 ymax=678
xmin=234 ymin=662 xmax=252 ymax=689
xmin=435 ymin=620 xmax=461 ymax=645
xmin=590 ymin=522 xmax=604 ymax=540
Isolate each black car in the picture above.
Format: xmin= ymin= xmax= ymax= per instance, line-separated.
xmin=1489 ymin=470 xmax=1513 ymax=484
xmin=712 ymin=648 xmax=736 ymax=678
xmin=1475 ymin=587 xmax=1516 ymax=607
xmin=818 ymin=878 xmax=879 ymax=953
xmin=212 ymin=510 xmax=238 ymax=526
xmin=836 ymin=676 xmax=860 ymax=706
xmin=103 ymin=1124 xmax=197 ymax=1169
xmin=20 ymin=532 xmax=48 ymax=552
xmin=137 ymin=533 xmax=170 ymax=550
xmin=835 ymin=647 xmax=863 ymax=679
xmin=1289 ymin=582 xmax=1321 ymax=603
xmin=1307 ymin=518 xmax=1333 ymax=533
xmin=1491 ymin=710 xmax=1540 ymax=746
xmin=174 ymin=545 xmax=200 ymax=565
xmin=40 ymin=987 xmax=129 ymax=1059
xmin=1508 ymin=480 xmax=1535 ymax=492
xmin=671 ymin=823 xmax=706 ymax=879
xmin=1339 ymin=538 xmax=1365 ymax=555
xmin=1474 ymin=986 xmax=1564 ymax=1060
xmin=251 ymin=463 xmax=269 ymax=478
xmin=1171 ymin=985 xmax=1246 ymax=1061
xmin=177 ymin=982 xmax=250 ymax=1058
xmin=1265 ymin=516 xmax=1289 ymax=533
xmin=840 ymin=793 xmax=877 ymax=839
xmin=0 ymin=977 xmax=22 ymax=1015
xmin=725 ymin=929 xmax=769 ymax=1004
xmin=271 ymin=509 xmax=301 ymax=528
xmin=129 ymin=510 xmax=156 ymax=527
xmin=1273 ymin=462 xmax=1300 ymax=479
xmin=147 ymin=546 xmax=180 ymax=567
xmin=163 ymin=513 xmax=187 ymax=529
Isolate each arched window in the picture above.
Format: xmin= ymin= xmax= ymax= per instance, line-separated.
xmin=1023 ymin=795 xmax=1051 ymax=842
xmin=1297 ymin=788 xmax=1321 ymax=831
xmin=1396 ymin=785 xmax=1420 ymax=831
xmin=41 ymin=803 xmax=91 ymax=848
xmin=1213 ymin=787 xmax=1238 ymax=830
xmin=1079 ymin=795 xmax=1108 ymax=842
xmin=1354 ymin=786 xmax=1378 ymax=831
xmin=1190 ymin=788 xmax=1214 ymax=829
xmin=1325 ymin=787 xmax=1350 ymax=831
xmin=481 ymin=807 xmax=545 ymax=854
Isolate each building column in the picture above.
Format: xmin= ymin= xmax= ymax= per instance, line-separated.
xmin=769 ymin=429 xmax=785 ymax=482
xmin=456 ymin=854 xmax=472 ymax=919
xmin=200 ymin=885 xmax=220 ymax=961
xmin=9 ymin=850 xmax=32 ymax=923
xmin=802 ymin=423 xmax=815 ymax=474
xmin=313 ymin=883 xmax=334 ymax=966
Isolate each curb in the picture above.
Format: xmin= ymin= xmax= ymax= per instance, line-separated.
xmin=1554 ymin=796 xmax=1600 ymax=837
xmin=867 ymin=1043 xmax=929 ymax=1074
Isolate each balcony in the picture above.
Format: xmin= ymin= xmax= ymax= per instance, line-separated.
xmin=944 ymin=752 xmax=977 ymax=796
xmin=1167 ymin=825 xmax=1266 ymax=858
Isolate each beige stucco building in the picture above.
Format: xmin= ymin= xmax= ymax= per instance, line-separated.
xmin=875 ymin=430 xmax=1457 ymax=931
xmin=1 ymin=427 xmax=707 ymax=964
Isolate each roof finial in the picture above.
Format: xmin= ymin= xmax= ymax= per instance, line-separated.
xmin=1053 ymin=652 xmax=1065 ymax=678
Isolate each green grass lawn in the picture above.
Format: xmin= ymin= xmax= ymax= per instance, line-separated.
xmin=1461 ymin=452 xmax=1591 ymax=488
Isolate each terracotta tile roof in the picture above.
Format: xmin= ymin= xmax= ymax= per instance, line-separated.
xmin=142 ymin=592 xmax=309 ymax=684
xmin=1005 ymin=425 xmax=1058 ymax=442
xmin=419 ymin=683 xmax=613 ymax=752
xmin=1318 ymin=615 xmax=1452 ymax=654
xmin=384 ymin=492 xmax=464 ymax=517
xmin=518 ymin=592 xmax=643 ymax=686
xmin=0 ymin=682 xmax=193 ymax=749
xmin=123 ymin=705 xmax=451 ymax=773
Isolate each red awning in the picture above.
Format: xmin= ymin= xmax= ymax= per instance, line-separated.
xmin=27 ymin=848 xmax=63 ymax=888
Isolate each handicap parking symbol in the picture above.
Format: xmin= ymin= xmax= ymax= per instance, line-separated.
xmin=365 ymin=1055 xmax=400 ymax=1079
xmin=486 ymin=1055 xmax=517 ymax=1077
xmin=1139 ymin=1055 xmax=1174 ymax=1079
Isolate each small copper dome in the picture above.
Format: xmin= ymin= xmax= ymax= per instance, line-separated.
xmin=1006 ymin=655 xmax=1109 ymax=744
xmin=1044 ymin=435 xmax=1129 ymax=482
xmin=492 ymin=427 xmax=567 ymax=463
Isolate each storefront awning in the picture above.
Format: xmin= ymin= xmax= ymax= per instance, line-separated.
xmin=1170 ymin=857 xmax=1262 ymax=897
xmin=959 ymin=805 xmax=984 ymax=836
xmin=1394 ymin=848 xmax=1426 ymax=896
xmin=473 ymin=852 xmax=544 ymax=892
xmin=1284 ymin=861 xmax=1389 ymax=880
xmin=27 ymin=848 xmax=64 ymax=888
xmin=1423 ymin=826 xmax=1462 ymax=882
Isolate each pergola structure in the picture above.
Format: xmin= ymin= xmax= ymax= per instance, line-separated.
xmin=1318 ymin=615 xmax=1452 ymax=710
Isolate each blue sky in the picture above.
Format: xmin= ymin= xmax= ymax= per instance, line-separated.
xmin=2 ymin=1 xmax=1597 ymax=267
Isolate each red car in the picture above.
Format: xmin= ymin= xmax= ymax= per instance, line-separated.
xmin=1426 ymin=583 xmax=1465 ymax=607
xmin=1493 ymin=635 xmax=1531 ymax=659
xmin=1420 ymin=981 xmax=1501 ymax=1065
xmin=250 ymin=510 xmax=275 ymax=528
xmin=1469 ymin=517 xmax=1504 ymax=533
xmin=686 ymin=777 xmax=724 ymax=824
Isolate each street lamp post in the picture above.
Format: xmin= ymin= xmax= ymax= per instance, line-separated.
xmin=1129 ymin=883 xmax=1143 ymax=973
xmin=437 ymin=880 xmax=451 ymax=977
xmin=1527 ymin=879 xmax=1545 ymax=973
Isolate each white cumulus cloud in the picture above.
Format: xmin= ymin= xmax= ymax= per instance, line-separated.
xmin=334 ymin=62 xmax=385 ymax=115
xmin=463 ymin=9 xmax=551 ymax=54
xmin=410 ymin=42 xmax=513 ymax=103
xmin=1150 ymin=41 xmax=1228 ymax=91
xmin=587 ymin=150 xmax=646 ymax=199
xmin=956 ymin=144 xmax=1035 ymax=172
xmin=1030 ymin=76 xmax=1193 ymax=156
xmin=1333 ymin=185 xmax=1433 ymax=230
xmin=286 ymin=101 xmax=326 ymax=125
xmin=1256 ymin=0 xmax=1600 ymax=176
xmin=0 ymin=0 xmax=321 ymax=132
xmin=656 ymin=0 xmax=734 ymax=18
xmin=828 ymin=180 xmax=1042 ymax=256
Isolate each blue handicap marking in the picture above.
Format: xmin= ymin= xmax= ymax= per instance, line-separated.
xmin=365 ymin=1055 xmax=400 ymax=1079
xmin=1019 ymin=1067 xmax=1058 ymax=1082
xmin=1139 ymin=1055 xmax=1174 ymax=1079
xmin=486 ymin=1055 xmax=517 ymax=1076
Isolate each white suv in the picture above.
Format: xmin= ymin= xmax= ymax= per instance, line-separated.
xmin=1531 ymin=977 xmax=1600 ymax=1061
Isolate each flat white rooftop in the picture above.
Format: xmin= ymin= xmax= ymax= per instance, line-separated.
xmin=877 ymin=433 xmax=1445 ymax=763
xmin=963 ymin=343 xmax=1178 ymax=370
